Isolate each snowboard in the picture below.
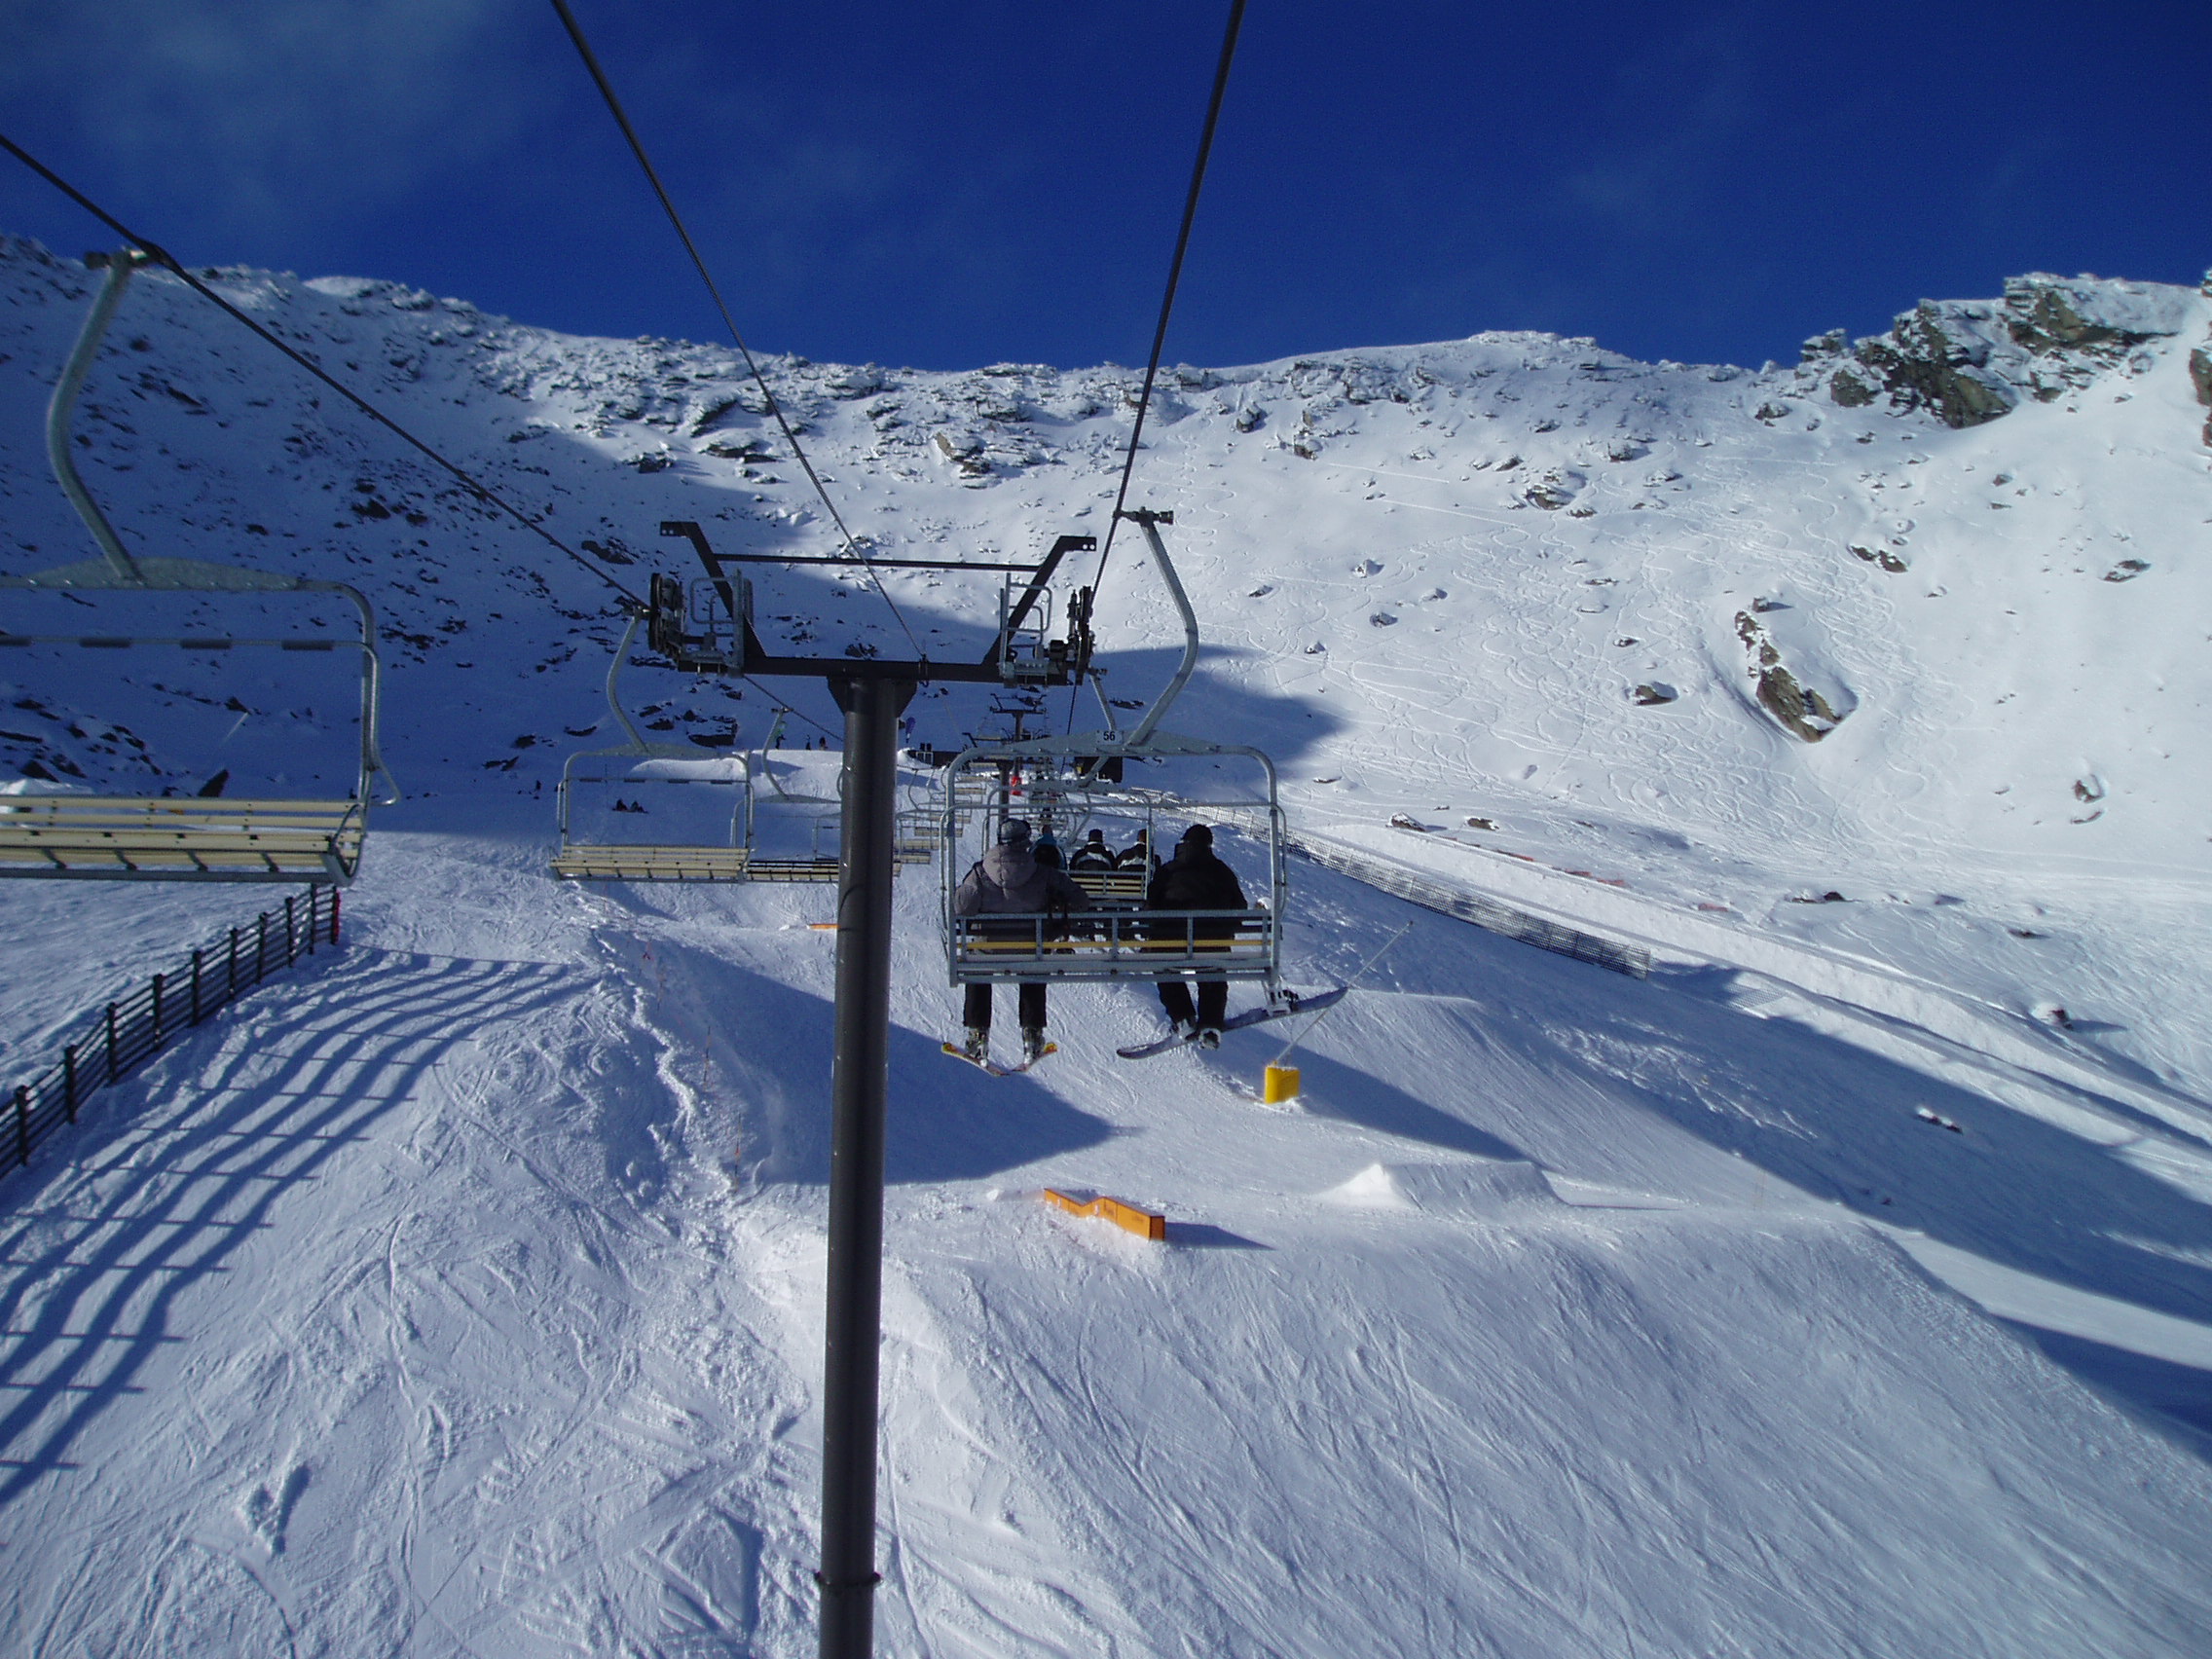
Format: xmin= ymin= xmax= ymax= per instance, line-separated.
xmin=1115 ymin=985 xmax=1347 ymax=1060
xmin=940 ymin=1041 xmax=1058 ymax=1078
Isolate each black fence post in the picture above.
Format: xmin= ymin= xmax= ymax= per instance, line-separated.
xmin=5 ymin=888 xmax=374 ymax=1189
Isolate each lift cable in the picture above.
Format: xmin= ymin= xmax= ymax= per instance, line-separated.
xmin=0 ymin=131 xmax=648 ymax=610
xmin=547 ymin=0 xmax=930 ymax=669
xmin=1084 ymin=0 xmax=1248 ymax=611
xmin=2 ymin=131 xmax=838 ymax=750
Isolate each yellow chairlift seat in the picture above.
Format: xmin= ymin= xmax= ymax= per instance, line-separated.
xmin=0 ymin=794 xmax=367 ymax=881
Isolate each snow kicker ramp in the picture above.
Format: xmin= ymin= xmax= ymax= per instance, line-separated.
xmin=0 ymin=832 xmax=2207 ymax=1655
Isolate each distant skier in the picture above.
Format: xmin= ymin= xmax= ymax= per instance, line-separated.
xmin=1033 ymin=825 xmax=1064 ymax=871
xmin=1146 ymin=824 xmax=1248 ymax=1046
xmin=1068 ymin=829 xmax=1115 ymax=873
xmin=952 ymin=817 xmax=1089 ymax=1063
xmin=1115 ymin=830 xmax=1157 ymax=875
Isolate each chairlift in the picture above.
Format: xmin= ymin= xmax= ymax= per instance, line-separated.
xmin=551 ymin=613 xmax=845 ymax=883
xmin=589 ymin=518 xmax=1101 ymax=883
xmin=0 ymin=250 xmax=394 ymax=883
xmin=938 ymin=509 xmax=1292 ymax=1000
xmin=940 ymin=735 xmax=1285 ymax=991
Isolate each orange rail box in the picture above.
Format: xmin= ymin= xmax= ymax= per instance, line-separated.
xmin=1042 ymin=1188 xmax=1167 ymax=1241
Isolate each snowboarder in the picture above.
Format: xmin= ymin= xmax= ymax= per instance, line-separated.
xmin=1147 ymin=824 xmax=1248 ymax=1046
xmin=952 ymin=817 xmax=1090 ymax=1063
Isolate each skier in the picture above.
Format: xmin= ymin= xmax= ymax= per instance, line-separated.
xmin=1114 ymin=830 xmax=1157 ymax=875
xmin=1033 ymin=825 xmax=1064 ymax=871
xmin=952 ymin=817 xmax=1089 ymax=1063
xmin=1146 ymin=824 xmax=1248 ymax=1046
xmin=1067 ymin=829 xmax=1116 ymax=873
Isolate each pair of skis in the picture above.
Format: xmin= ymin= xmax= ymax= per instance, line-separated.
xmin=938 ymin=985 xmax=1346 ymax=1074
xmin=938 ymin=1040 xmax=1058 ymax=1078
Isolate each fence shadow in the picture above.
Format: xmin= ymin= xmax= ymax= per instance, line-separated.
xmin=0 ymin=948 xmax=585 ymax=1507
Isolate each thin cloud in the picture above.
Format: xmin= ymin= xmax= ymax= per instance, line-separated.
xmin=0 ymin=0 xmax=543 ymax=238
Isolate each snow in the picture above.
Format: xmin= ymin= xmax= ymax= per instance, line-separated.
xmin=1 ymin=233 xmax=2209 ymax=1653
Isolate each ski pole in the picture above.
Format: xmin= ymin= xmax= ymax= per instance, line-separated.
xmin=1271 ymin=920 xmax=1414 ymax=1070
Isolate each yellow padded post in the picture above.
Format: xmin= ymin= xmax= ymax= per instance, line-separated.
xmin=1261 ymin=1063 xmax=1301 ymax=1104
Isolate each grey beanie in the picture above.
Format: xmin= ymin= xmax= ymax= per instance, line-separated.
xmin=997 ymin=817 xmax=1033 ymax=847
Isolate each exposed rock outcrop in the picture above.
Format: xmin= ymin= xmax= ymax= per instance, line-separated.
xmin=1813 ymin=274 xmax=2194 ymax=428
xmin=1735 ymin=611 xmax=1846 ymax=742
xmin=2192 ymin=343 xmax=2212 ymax=446
xmin=1522 ymin=466 xmax=1584 ymax=509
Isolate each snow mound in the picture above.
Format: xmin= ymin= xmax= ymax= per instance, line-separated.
xmin=1323 ymin=1158 xmax=1558 ymax=1216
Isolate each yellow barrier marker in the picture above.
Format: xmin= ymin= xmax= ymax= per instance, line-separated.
xmin=1043 ymin=1189 xmax=1167 ymax=1241
xmin=1261 ymin=1063 xmax=1301 ymax=1104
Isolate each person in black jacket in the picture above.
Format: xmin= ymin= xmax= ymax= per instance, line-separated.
xmin=1114 ymin=830 xmax=1157 ymax=875
xmin=1146 ymin=824 xmax=1247 ymax=1045
xmin=1067 ymin=829 xmax=1115 ymax=872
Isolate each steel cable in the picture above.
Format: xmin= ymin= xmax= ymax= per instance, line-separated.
xmin=1085 ymin=0 xmax=1248 ymax=609
xmin=547 ymin=0 xmax=931 ymax=669
xmin=0 ymin=131 xmax=647 ymax=609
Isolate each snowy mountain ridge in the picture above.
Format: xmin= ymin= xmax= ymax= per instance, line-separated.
xmin=6 ymin=232 xmax=2206 ymax=1072
xmin=4 ymin=233 xmax=2212 ymax=1655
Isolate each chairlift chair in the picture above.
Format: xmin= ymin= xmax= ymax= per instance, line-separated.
xmin=0 ymin=250 xmax=395 ymax=883
xmin=939 ymin=733 xmax=1285 ymax=991
xmin=550 ymin=612 xmax=844 ymax=883
xmin=938 ymin=505 xmax=1290 ymax=997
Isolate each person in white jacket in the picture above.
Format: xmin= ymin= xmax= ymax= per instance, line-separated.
xmin=952 ymin=817 xmax=1089 ymax=1062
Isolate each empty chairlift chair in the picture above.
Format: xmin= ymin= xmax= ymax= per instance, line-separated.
xmin=0 ymin=249 xmax=394 ymax=882
xmin=551 ymin=615 xmax=843 ymax=883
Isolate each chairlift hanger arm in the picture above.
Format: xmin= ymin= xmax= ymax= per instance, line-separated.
xmin=1115 ymin=509 xmax=1198 ymax=750
xmin=980 ymin=535 xmax=1092 ymax=669
xmin=46 ymin=249 xmax=148 ymax=583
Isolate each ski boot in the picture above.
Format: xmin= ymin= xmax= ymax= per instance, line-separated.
xmin=1021 ymin=1025 xmax=1050 ymax=1064
xmin=962 ymin=1026 xmax=989 ymax=1063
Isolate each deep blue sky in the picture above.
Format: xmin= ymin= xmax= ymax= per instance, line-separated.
xmin=3 ymin=1 xmax=2207 ymax=373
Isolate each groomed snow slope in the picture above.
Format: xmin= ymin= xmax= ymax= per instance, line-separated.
xmin=3 ymin=236 xmax=2211 ymax=1653
xmin=2 ymin=836 xmax=2209 ymax=1656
